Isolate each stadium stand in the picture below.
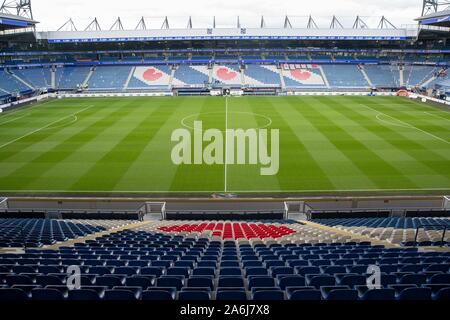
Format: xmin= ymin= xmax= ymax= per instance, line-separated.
xmin=403 ymin=66 xmax=437 ymax=87
xmin=314 ymin=218 xmax=450 ymax=246
xmin=55 ymin=66 xmax=91 ymax=90
xmin=321 ymin=65 xmax=369 ymax=88
xmin=173 ymin=65 xmax=210 ymax=86
xmin=282 ymin=65 xmax=327 ymax=88
xmin=0 ymin=219 xmax=449 ymax=301
xmin=212 ymin=65 xmax=242 ymax=85
xmin=244 ymin=65 xmax=281 ymax=87
xmin=87 ymin=66 xmax=132 ymax=90
xmin=0 ymin=219 xmax=136 ymax=247
xmin=127 ymin=65 xmax=173 ymax=89
xmin=12 ymin=68 xmax=53 ymax=90
xmin=0 ymin=69 xmax=31 ymax=93
xmin=363 ymin=65 xmax=400 ymax=87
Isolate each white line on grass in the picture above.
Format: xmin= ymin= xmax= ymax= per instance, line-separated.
xmin=224 ymin=96 xmax=228 ymax=193
xmin=361 ymin=104 xmax=450 ymax=145
xmin=424 ymin=111 xmax=450 ymax=122
xmin=0 ymin=187 xmax=448 ymax=193
xmin=0 ymin=114 xmax=28 ymax=126
xmin=0 ymin=105 xmax=94 ymax=150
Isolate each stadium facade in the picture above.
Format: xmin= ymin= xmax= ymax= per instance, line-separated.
xmin=0 ymin=1 xmax=449 ymax=105
xmin=0 ymin=0 xmax=449 ymax=306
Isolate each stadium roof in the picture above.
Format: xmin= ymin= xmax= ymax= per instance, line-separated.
xmin=35 ymin=15 xmax=418 ymax=43
xmin=0 ymin=12 xmax=37 ymax=31
xmin=416 ymin=9 xmax=450 ymax=26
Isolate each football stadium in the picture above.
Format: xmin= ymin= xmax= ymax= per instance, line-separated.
xmin=0 ymin=0 xmax=449 ymax=308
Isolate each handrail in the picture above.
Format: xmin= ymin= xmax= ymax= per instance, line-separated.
xmin=414 ymin=224 xmax=447 ymax=247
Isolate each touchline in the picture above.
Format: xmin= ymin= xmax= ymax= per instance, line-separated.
xmin=171 ymin=121 xmax=280 ymax=176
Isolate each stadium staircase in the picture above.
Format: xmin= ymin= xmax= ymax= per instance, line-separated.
xmin=51 ymin=67 xmax=56 ymax=89
xmin=359 ymin=65 xmax=374 ymax=87
xmin=279 ymin=67 xmax=286 ymax=89
xmin=318 ymin=65 xmax=331 ymax=89
xmin=10 ymin=72 xmax=34 ymax=91
xmin=43 ymin=221 xmax=150 ymax=250
xmin=124 ymin=67 xmax=136 ymax=90
xmin=83 ymin=67 xmax=95 ymax=88
xmin=399 ymin=66 xmax=405 ymax=87
xmin=169 ymin=67 xmax=176 ymax=89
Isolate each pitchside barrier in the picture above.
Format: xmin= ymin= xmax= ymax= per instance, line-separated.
xmin=1 ymin=196 xmax=448 ymax=220
xmin=0 ymin=93 xmax=52 ymax=112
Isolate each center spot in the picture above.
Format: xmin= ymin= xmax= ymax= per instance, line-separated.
xmin=181 ymin=111 xmax=272 ymax=132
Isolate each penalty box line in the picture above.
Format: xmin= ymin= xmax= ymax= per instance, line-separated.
xmin=361 ymin=104 xmax=450 ymax=145
xmin=0 ymin=105 xmax=94 ymax=150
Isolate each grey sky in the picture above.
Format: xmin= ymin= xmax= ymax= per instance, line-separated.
xmin=32 ymin=0 xmax=424 ymax=30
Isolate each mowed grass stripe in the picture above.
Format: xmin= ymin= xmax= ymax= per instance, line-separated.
xmin=303 ymin=97 xmax=417 ymax=189
xmin=227 ymin=97 xmax=281 ymax=192
xmin=0 ymin=102 xmax=135 ymax=191
xmin=363 ymin=97 xmax=450 ymax=141
xmin=116 ymin=98 xmax=198 ymax=191
xmin=69 ymin=99 xmax=179 ymax=192
xmin=0 ymin=105 xmax=110 ymax=189
xmin=169 ymin=97 xmax=225 ymax=192
xmin=0 ymin=96 xmax=448 ymax=194
xmin=260 ymin=97 xmax=335 ymax=191
xmin=0 ymin=105 xmax=97 ymax=168
xmin=324 ymin=96 xmax=450 ymax=188
xmin=276 ymin=97 xmax=376 ymax=190
xmin=0 ymin=100 xmax=96 ymax=140
xmin=355 ymin=97 xmax=450 ymax=155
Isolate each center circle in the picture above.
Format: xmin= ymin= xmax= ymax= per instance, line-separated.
xmin=181 ymin=111 xmax=273 ymax=132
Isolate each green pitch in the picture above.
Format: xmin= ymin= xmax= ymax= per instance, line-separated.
xmin=0 ymin=95 xmax=449 ymax=195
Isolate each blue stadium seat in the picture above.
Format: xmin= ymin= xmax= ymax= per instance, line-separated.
xmin=278 ymin=275 xmax=306 ymax=289
xmin=95 ymin=276 xmax=124 ymax=288
xmin=218 ymin=277 xmax=244 ymax=288
xmin=325 ymin=289 xmax=359 ymax=301
xmin=68 ymin=289 xmax=101 ymax=301
xmin=430 ymin=274 xmax=450 ymax=284
xmin=434 ymin=288 xmax=450 ymax=300
xmin=248 ymin=277 xmax=276 ymax=289
xmin=339 ymin=275 xmax=367 ymax=287
xmin=156 ymin=276 xmax=184 ymax=290
xmin=125 ymin=276 xmax=153 ymax=288
xmin=252 ymin=290 xmax=285 ymax=301
xmin=307 ymin=275 xmax=336 ymax=289
xmin=289 ymin=289 xmax=322 ymax=301
xmin=178 ymin=291 xmax=211 ymax=301
xmin=31 ymin=288 xmax=65 ymax=301
xmin=216 ymin=290 xmax=247 ymax=301
xmin=142 ymin=290 xmax=174 ymax=301
xmin=398 ymin=287 xmax=432 ymax=300
xmin=220 ymin=268 xmax=242 ymax=276
xmin=104 ymin=289 xmax=138 ymax=301
xmin=187 ymin=277 xmax=214 ymax=290
xmin=361 ymin=289 xmax=396 ymax=301
xmin=0 ymin=288 xmax=29 ymax=300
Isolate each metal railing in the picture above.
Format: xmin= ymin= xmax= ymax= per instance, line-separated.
xmin=414 ymin=224 xmax=447 ymax=247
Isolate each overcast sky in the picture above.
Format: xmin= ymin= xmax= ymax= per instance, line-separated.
xmin=31 ymin=0 xmax=424 ymax=31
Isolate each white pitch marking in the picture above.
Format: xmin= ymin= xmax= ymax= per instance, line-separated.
xmin=0 ymin=187 xmax=448 ymax=193
xmin=0 ymin=114 xmax=28 ymax=126
xmin=424 ymin=111 xmax=450 ymax=122
xmin=0 ymin=105 xmax=94 ymax=150
xmin=361 ymin=104 xmax=450 ymax=145
xmin=224 ymin=96 xmax=228 ymax=193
